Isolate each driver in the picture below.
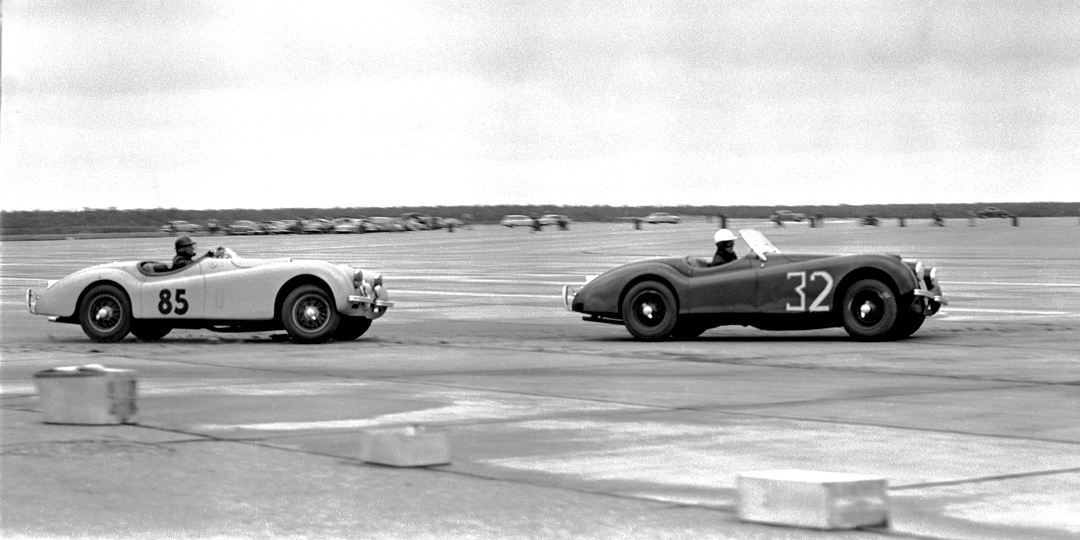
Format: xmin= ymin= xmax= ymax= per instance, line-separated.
xmin=171 ymin=236 xmax=215 ymax=270
xmin=710 ymin=229 xmax=739 ymax=267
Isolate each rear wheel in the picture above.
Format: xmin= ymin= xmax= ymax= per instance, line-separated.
xmin=281 ymin=285 xmax=340 ymax=344
xmin=79 ymin=284 xmax=132 ymax=343
xmin=131 ymin=321 xmax=172 ymax=341
xmin=621 ymin=281 xmax=678 ymax=341
xmin=841 ymin=279 xmax=898 ymax=340
xmin=333 ymin=316 xmax=372 ymax=341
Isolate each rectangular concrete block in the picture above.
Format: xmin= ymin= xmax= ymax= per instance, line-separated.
xmin=33 ymin=364 xmax=137 ymax=425
xmin=737 ymin=469 xmax=888 ymax=529
xmin=360 ymin=426 xmax=450 ymax=467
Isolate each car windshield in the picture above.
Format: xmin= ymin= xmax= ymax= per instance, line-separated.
xmin=738 ymin=229 xmax=781 ymax=260
xmin=212 ymin=246 xmax=238 ymax=259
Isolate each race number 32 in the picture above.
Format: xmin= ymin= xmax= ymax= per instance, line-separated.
xmin=158 ymin=289 xmax=189 ymax=315
xmin=786 ymin=271 xmax=834 ymax=312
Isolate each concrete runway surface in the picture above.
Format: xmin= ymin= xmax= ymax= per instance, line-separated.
xmin=2 ymin=218 xmax=1079 ymax=539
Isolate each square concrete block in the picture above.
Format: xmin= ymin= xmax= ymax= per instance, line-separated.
xmin=33 ymin=364 xmax=137 ymax=425
xmin=737 ymin=469 xmax=888 ymax=529
xmin=360 ymin=426 xmax=450 ymax=467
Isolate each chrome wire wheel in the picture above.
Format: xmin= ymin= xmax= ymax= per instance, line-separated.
xmin=293 ymin=294 xmax=331 ymax=332
xmin=88 ymin=295 xmax=123 ymax=333
xmin=281 ymin=284 xmax=340 ymax=344
xmin=79 ymin=284 xmax=132 ymax=342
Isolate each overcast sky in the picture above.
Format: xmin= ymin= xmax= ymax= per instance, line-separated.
xmin=2 ymin=0 xmax=1078 ymax=211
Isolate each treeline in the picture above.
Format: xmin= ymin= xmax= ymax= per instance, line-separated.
xmin=2 ymin=202 xmax=1078 ymax=236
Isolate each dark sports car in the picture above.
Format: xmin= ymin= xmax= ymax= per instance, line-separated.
xmin=562 ymin=229 xmax=946 ymax=341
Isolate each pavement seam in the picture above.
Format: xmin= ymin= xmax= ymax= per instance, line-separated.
xmin=890 ymin=466 xmax=1080 ymax=490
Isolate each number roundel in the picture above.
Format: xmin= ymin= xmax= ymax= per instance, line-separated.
xmin=785 ymin=271 xmax=834 ymax=312
xmin=157 ymin=289 xmax=189 ymax=315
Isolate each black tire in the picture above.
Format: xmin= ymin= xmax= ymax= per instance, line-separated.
xmin=669 ymin=321 xmax=707 ymax=340
xmin=621 ymin=281 xmax=678 ymax=341
xmin=281 ymin=285 xmax=340 ymax=344
xmin=131 ymin=321 xmax=172 ymax=341
xmin=333 ymin=316 xmax=372 ymax=341
xmin=79 ymin=284 xmax=132 ymax=343
xmin=889 ymin=312 xmax=926 ymax=340
xmin=841 ymin=279 xmax=898 ymax=340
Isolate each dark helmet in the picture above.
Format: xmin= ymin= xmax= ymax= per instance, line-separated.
xmin=175 ymin=236 xmax=195 ymax=249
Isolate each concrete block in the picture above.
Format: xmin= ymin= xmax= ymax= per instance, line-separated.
xmin=737 ymin=469 xmax=888 ymax=529
xmin=33 ymin=364 xmax=137 ymax=425
xmin=360 ymin=426 xmax=450 ymax=467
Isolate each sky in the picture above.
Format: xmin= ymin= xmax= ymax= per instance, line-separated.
xmin=2 ymin=0 xmax=1079 ymax=211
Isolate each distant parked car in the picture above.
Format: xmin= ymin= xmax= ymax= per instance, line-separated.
xmin=301 ymin=219 xmax=334 ymax=234
xmin=436 ymin=217 xmax=465 ymax=230
xmin=400 ymin=213 xmax=435 ymax=230
xmin=160 ymin=221 xmax=201 ymax=235
xmin=365 ymin=217 xmax=406 ymax=232
xmin=500 ymin=215 xmax=536 ymax=227
xmin=644 ymin=212 xmax=680 ymax=224
xmin=266 ymin=220 xmax=300 ymax=234
xmin=332 ymin=218 xmax=366 ymax=234
xmin=977 ymin=206 xmax=1011 ymax=218
xmin=227 ymin=220 xmax=266 ymax=235
xmin=770 ymin=210 xmax=806 ymax=223
xmin=539 ymin=214 xmax=572 ymax=226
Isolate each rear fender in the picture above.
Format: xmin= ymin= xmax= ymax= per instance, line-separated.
xmin=35 ymin=268 xmax=140 ymax=319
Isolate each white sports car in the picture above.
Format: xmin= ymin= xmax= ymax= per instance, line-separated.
xmin=26 ymin=247 xmax=393 ymax=344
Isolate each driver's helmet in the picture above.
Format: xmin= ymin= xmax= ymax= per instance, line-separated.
xmin=713 ymin=229 xmax=737 ymax=243
xmin=175 ymin=236 xmax=195 ymax=249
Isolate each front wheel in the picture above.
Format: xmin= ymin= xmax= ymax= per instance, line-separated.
xmin=333 ymin=316 xmax=372 ymax=341
xmin=281 ymin=285 xmax=340 ymax=344
xmin=841 ymin=279 xmax=898 ymax=340
xmin=79 ymin=284 xmax=132 ymax=343
xmin=621 ymin=281 xmax=678 ymax=341
xmin=889 ymin=312 xmax=925 ymax=340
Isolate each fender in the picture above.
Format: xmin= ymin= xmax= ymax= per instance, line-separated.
xmin=34 ymin=265 xmax=142 ymax=319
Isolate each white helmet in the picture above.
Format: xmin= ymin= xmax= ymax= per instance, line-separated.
xmin=713 ymin=229 xmax=737 ymax=243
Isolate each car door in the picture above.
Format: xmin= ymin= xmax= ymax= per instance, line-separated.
xmin=686 ymin=257 xmax=759 ymax=313
xmin=140 ymin=262 xmax=206 ymax=320
xmin=200 ymin=258 xmax=279 ymax=320
xmin=756 ymin=255 xmax=837 ymax=314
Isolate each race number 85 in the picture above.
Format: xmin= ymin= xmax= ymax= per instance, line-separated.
xmin=158 ymin=289 xmax=189 ymax=315
xmin=786 ymin=271 xmax=834 ymax=312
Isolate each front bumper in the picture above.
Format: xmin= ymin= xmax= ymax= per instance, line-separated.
xmin=347 ymin=283 xmax=394 ymax=319
xmin=27 ymin=289 xmax=38 ymax=314
xmin=911 ymin=264 xmax=947 ymax=315
xmin=562 ymin=285 xmax=579 ymax=311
